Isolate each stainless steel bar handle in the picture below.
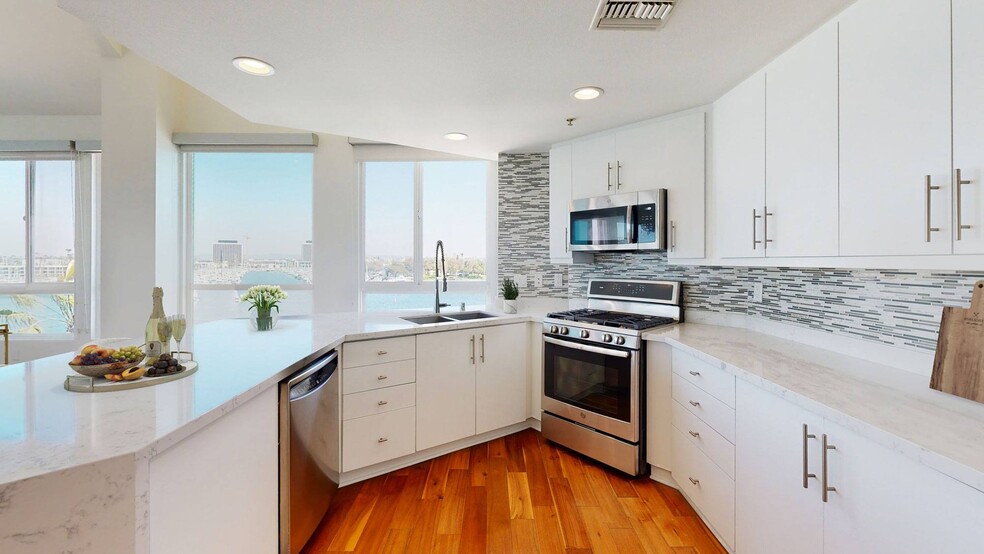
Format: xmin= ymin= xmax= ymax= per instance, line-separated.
xmin=377 ymin=400 xmax=388 ymax=406
xmin=688 ymin=370 xmax=700 ymax=376
xmin=688 ymin=477 xmax=700 ymax=486
xmin=802 ymin=424 xmax=817 ymax=489
xmin=689 ymin=400 xmax=701 ymax=407
xmin=470 ymin=335 xmax=476 ymax=364
xmin=378 ymin=437 xmax=388 ymax=443
xmin=822 ymin=433 xmax=837 ymax=502
xmin=607 ymin=163 xmax=613 ymax=190
xmin=763 ymin=206 xmax=774 ymax=249
xmin=565 ymin=227 xmax=569 ymax=253
xmin=377 ymin=350 xmax=388 ymax=356
xmin=925 ymin=175 xmax=941 ymax=242
xmin=670 ymin=221 xmax=677 ymax=251
xmin=688 ymin=430 xmax=700 ymax=438
xmin=956 ymin=168 xmax=972 ymax=241
xmin=752 ymin=209 xmax=762 ymax=250
xmin=377 ymin=375 xmax=388 ymax=380
xmin=480 ymin=334 xmax=485 ymax=363
xmin=617 ymin=161 xmax=622 ymax=189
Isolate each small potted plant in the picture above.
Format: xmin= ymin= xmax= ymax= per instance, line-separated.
xmin=501 ymin=278 xmax=520 ymax=314
xmin=241 ymin=285 xmax=288 ymax=331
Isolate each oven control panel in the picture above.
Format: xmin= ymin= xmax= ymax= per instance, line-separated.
xmin=541 ymin=322 xmax=642 ymax=350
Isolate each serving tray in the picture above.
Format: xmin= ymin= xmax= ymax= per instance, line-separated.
xmin=64 ymin=361 xmax=198 ymax=393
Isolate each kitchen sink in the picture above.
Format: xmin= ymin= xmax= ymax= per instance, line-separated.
xmin=401 ymin=314 xmax=456 ymax=325
xmin=445 ymin=311 xmax=499 ymax=321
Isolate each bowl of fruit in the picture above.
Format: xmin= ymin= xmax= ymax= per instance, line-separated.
xmin=69 ymin=344 xmax=146 ymax=378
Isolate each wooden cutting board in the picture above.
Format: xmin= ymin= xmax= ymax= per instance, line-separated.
xmin=930 ymin=280 xmax=984 ymax=403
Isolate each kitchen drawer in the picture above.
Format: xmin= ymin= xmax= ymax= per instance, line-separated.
xmin=343 ymin=359 xmax=415 ymax=394
xmin=672 ymin=348 xmax=735 ymax=408
xmin=342 ymin=406 xmax=415 ymax=472
xmin=343 ymin=383 xmax=416 ymax=421
xmin=671 ymin=399 xmax=735 ymax=479
xmin=343 ymin=336 xmax=415 ymax=368
xmin=672 ymin=427 xmax=735 ymax=551
xmin=672 ymin=372 xmax=735 ymax=443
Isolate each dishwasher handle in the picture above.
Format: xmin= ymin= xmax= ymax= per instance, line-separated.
xmin=288 ymin=351 xmax=338 ymax=402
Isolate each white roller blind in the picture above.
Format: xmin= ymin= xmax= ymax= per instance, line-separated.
xmin=173 ymin=133 xmax=319 ymax=152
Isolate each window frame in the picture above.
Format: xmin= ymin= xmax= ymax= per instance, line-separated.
xmin=359 ymin=159 xmax=497 ymax=311
xmin=0 ymin=152 xmax=93 ymax=339
xmin=180 ymin=147 xmax=316 ymax=322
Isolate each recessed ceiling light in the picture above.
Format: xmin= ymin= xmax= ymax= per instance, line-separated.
xmin=443 ymin=132 xmax=469 ymax=141
xmin=571 ymin=86 xmax=605 ymax=100
xmin=232 ymin=57 xmax=276 ymax=76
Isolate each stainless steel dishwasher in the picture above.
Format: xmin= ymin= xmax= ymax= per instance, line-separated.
xmin=279 ymin=351 xmax=340 ymax=554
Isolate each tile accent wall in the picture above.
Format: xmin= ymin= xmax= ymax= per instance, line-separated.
xmin=497 ymin=153 xmax=981 ymax=352
xmin=497 ymin=153 xmax=569 ymax=298
xmin=570 ymin=253 xmax=984 ymax=352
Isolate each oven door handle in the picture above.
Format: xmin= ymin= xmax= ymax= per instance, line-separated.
xmin=543 ymin=336 xmax=631 ymax=358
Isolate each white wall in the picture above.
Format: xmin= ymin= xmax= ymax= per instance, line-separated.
xmin=0 ymin=115 xmax=99 ymax=141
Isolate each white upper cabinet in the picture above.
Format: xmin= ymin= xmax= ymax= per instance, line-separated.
xmin=839 ymin=0 xmax=952 ymax=256
xmin=765 ymin=21 xmax=839 ymax=258
xmin=714 ymin=72 xmax=767 ymax=258
xmin=549 ymin=144 xmax=575 ymax=263
xmin=952 ymin=0 xmax=984 ymax=254
xmin=571 ymin=133 xmax=616 ymax=200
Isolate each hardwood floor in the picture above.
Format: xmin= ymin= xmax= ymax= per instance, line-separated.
xmin=302 ymin=429 xmax=727 ymax=554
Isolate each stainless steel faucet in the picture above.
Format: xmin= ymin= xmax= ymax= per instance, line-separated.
xmin=434 ymin=240 xmax=450 ymax=313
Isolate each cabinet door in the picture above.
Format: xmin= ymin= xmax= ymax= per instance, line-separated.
xmin=953 ymin=0 xmax=984 ymax=254
xmin=839 ymin=0 xmax=952 ymax=256
xmin=735 ymin=380 xmax=823 ymax=554
xmin=765 ymin=20 xmax=839 ymax=258
xmin=613 ymin=119 xmax=661 ymax=194
xmin=822 ymin=419 xmax=984 ymax=554
xmin=549 ymin=144 xmax=574 ymax=263
xmin=415 ymin=329 xmax=476 ymax=451
xmin=571 ymin=133 xmax=616 ymax=200
xmin=713 ymin=72 xmax=766 ymax=258
xmin=476 ymin=323 xmax=529 ymax=434
xmin=652 ymin=113 xmax=706 ymax=260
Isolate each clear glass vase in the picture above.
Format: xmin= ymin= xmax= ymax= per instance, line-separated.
xmin=250 ymin=306 xmax=278 ymax=331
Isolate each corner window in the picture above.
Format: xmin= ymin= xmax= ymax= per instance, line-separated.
xmin=187 ymin=152 xmax=314 ymax=322
xmin=0 ymin=155 xmax=92 ymax=336
xmin=361 ymin=160 xmax=490 ymax=311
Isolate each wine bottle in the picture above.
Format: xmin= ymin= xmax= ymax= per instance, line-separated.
xmin=144 ymin=287 xmax=167 ymax=358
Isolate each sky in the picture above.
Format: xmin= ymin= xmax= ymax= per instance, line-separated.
xmin=0 ymin=160 xmax=75 ymax=260
xmin=365 ymin=160 xmax=487 ymax=258
xmin=193 ymin=152 xmax=313 ymax=260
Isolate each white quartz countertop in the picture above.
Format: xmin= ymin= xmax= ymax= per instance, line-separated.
xmin=645 ymin=323 xmax=984 ymax=492
xmin=0 ymin=311 xmax=535 ymax=486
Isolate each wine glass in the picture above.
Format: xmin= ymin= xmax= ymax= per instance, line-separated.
xmin=171 ymin=314 xmax=187 ymax=358
xmin=157 ymin=318 xmax=173 ymax=355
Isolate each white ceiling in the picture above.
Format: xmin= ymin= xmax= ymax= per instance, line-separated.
xmin=0 ymin=0 xmax=106 ymax=115
xmin=58 ymin=0 xmax=854 ymax=158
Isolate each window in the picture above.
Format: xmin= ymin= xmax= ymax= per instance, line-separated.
xmin=362 ymin=160 xmax=491 ymax=311
xmin=187 ymin=151 xmax=314 ymax=323
xmin=0 ymin=154 xmax=93 ymax=336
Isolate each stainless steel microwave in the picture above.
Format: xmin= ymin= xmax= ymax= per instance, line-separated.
xmin=569 ymin=189 xmax=667 ymax=252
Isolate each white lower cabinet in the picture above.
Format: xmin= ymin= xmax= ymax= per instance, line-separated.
xmin=475 ymin=323 xmax=529 ymax=434
xmin=417 ymin=323 xmax=530 ymax=451
xmin=821 ymin=419 xmax=984 ymax=554
xmin=416 ymin=327 xmax=478 ymax=450
xmin=672 ymin=426 xmax=735 ymax=550
xmin=735 ymin=379 xmax=823 ymax=554
xmin=735 ymin=378 xmax=984 ymax=554
xmin=342 ymin=407 xmax=416 ymax=471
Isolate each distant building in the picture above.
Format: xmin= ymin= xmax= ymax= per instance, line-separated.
xmin=212 ymin=240 xmax=243 ymax=266
xmin=302 ymin=240 xmax=313 ymax=262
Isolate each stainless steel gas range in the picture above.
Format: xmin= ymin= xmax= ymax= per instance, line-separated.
xmin=541 ymin=279 xmax=682 ymax=476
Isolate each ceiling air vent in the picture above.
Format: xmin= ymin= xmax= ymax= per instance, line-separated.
xmin=590 ymin=1 xmax=677 ymax=31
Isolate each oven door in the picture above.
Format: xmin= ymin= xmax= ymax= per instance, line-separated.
xmin=542 ymin=336 xmax=640 ymax=442
xmin=569 ymin=193 xmax=637 ymax=251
